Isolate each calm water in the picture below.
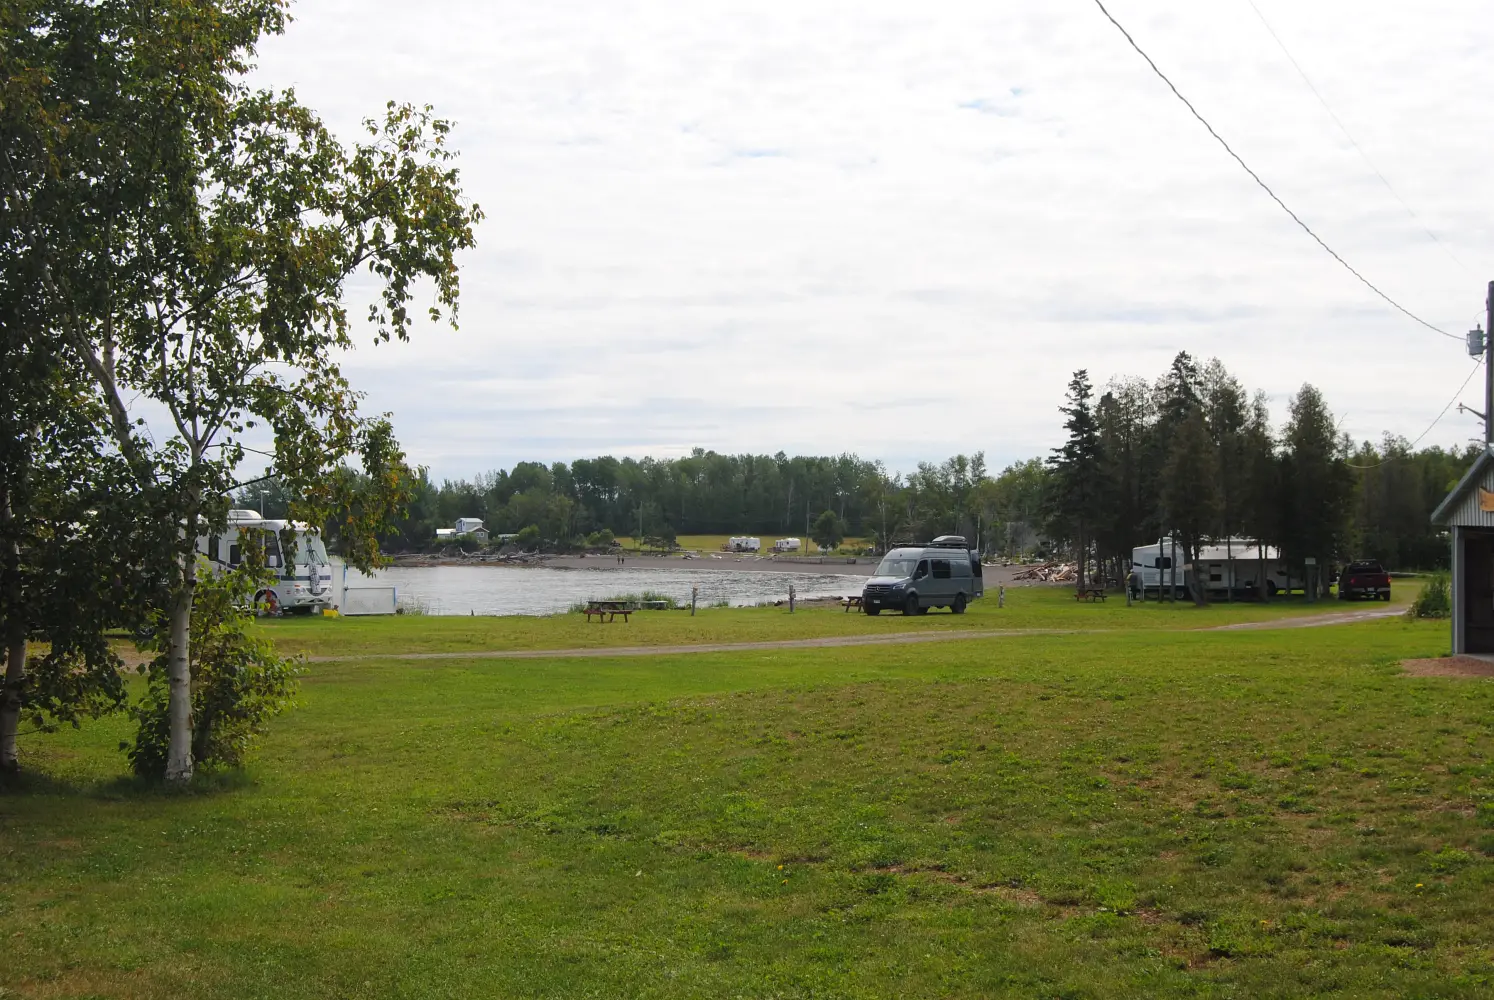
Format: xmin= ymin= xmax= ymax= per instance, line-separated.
xmin=358 ymin=564 xmax=867 ymax=616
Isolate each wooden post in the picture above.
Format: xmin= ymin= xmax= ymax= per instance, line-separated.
xmin=691 ymin=585 xmax=698 ymax=616
xmin=788 ymin=583 xmax=795 ymax=613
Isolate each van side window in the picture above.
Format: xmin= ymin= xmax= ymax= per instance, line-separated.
xmin=932 ymin=559 xmax=951 ymax=579
xmin=915 ymin=559 xmax=928 ymax=578
xmin=971 ymin=556 xmax=982 ymax=578
xmin=951 ymin=558 xmax=970 ymax=577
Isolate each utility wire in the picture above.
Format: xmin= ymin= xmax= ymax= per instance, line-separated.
xmin=1243 ymin=0 xmax=1474 ymax=276
xmin=1088 ymin=0 xmax=1461 ymax=342
xmin=1344 ymin=358 xmax=1483 ymax=469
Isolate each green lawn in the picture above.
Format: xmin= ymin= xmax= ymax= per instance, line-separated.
xmin=7 ymin=603 xmax=1493 ymax=998
xmin=260 ymin=586 xmax=1386 ymax=659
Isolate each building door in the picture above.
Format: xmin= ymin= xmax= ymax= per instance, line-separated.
xmin=1465 ymin=531 xmax=1494 ymax=653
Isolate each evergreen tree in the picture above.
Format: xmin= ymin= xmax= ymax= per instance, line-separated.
xmin=1048 ymin=371 xmax=1104 ymax=589
xmin=1160 ymin=406 xmax=1222 ymax=604
xmin=1281 ymin=385 xmax=1353 ymax=593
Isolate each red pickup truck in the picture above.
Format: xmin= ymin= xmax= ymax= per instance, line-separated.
xmin=1338 ymin=560 xmax=1391 ymax=601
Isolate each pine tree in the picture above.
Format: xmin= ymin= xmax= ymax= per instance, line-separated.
xmin=1048 ymin=371 xmax=1103 ymax=589
xmin=1161 ymin=406 xmax=1222 ymax=604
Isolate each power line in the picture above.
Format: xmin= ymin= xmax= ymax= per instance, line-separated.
xmin=1344 ymin=358 xmax=1483 ymax=469
xmin=1088 ymin=0 xmax=1460 ymax=342
xmin=1243 ymin=0 xmax=1474 ymax=276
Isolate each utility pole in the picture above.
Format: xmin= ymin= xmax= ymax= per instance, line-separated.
xmin=1487 ymin=280 xmax=1493 ymax=446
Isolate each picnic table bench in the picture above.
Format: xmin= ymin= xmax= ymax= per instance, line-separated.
xmin=583 ymin=600 xmax=635 ymax=622
xmin=1075 ymin=587 xmax=1108 ymax=602
xmin=842 ymin=595 xmax=863 ymax=612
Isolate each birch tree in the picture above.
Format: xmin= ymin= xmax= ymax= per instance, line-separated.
xmin=11 ymin=1 xmax=480 ymax=782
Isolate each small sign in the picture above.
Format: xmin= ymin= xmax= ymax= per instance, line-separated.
xmin=1479 ymin=488 xmax=1494 ymax=513
xmin=1304 ymin=557 xmax=1317 ymax=566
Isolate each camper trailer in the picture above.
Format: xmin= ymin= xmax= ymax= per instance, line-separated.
xmin=1130 ymin=538 xmax=1304 ymax=598
xmin=197 ymin=509 xmax=334 ymax=613
xmin=727 ymin=536 xmax=762 ymax=552
xmin=773 ymin=537 xmax=802 ymax=552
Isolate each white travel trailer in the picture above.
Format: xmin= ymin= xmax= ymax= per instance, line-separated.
xmin=728 ymin=536 xmax=762 ymax=552
xmin=773 ymin=537 xmax=802 ymax=552
xmin=1130 ymin=538 xmax=1304 ymax=598
xmin=197 ymin=509 xmax=334 ymax=613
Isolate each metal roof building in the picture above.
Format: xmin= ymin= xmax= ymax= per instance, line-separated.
xmin=1431 ymin=448 xmax=1494 ymax=653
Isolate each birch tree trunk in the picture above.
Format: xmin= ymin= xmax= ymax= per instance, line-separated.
xmin=1 ymin=491 xmax=24 ymax=773
xmin=1 ymin=635 xmax=24 ymax=774
xmin=164 ymin=479 xmax=202 ymax=785
xmin=164 ymin=547 xmax=197 ymax=784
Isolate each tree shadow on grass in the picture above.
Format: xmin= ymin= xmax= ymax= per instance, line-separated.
xmin=1 ymin=764 xmax=255 ymax=801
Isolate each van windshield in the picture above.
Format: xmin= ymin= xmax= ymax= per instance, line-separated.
xmin=875 ymin=556 xmax=918 ymax=578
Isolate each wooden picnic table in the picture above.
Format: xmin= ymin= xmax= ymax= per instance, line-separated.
xmin=842 ymin=595 xmax=863 ymax=612
xmin=1074 ymin=587 xmax=1108 ymax=602
xmin=583 ymin=600 xmax=635 ymax=622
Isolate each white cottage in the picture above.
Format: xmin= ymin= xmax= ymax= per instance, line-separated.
xmin=1430 ymin=448 xmax=1494 ymax=654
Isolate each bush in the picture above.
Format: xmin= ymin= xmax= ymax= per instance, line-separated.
xmin=127 ymin=559 xmax=302 ymax=776
xmin=514 ymin=525 xmax=542 ymax=551
xmin=1408 ymin=574 xmax=1451 ymax=619
xmin=586 ymin=528 xmax=616 ymax=549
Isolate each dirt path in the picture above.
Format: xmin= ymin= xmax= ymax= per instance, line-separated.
xmin=307 ymin=602 xmax=1415 ymax=663
xmin=306 ymin=629 xmax=1072 ymax=663
xmin=1199 ymin=604 xmax=1406 ymax=631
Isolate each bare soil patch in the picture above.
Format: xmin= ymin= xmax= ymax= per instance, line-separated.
xmin=1401 ymin=656 xmax=1494 ymax=679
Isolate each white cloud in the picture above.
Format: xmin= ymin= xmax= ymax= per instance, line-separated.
xmin=234 ymin=0 xmax=1494 ymax=478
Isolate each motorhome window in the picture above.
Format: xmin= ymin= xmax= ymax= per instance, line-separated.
xmin=932 ymin=559 xmax=951 ymax=579
xmin=265 ymin=536 xmax=284 ymax=569
xmin=1209 ymin=573 xmax=1222 ymax=582
xmin=208 ymin=536 xmax=220 ymax=562
xmin=228 ymin=543 xmax=241 ymax=566
xmin=1153 ymin=557 xmax=1172 ymax=569
xmin=875 ymin=556 xmax=918 ymax=577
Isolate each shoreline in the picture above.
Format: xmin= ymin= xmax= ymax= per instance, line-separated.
xmin=384 ymin=552 xmax=1030 ymax=587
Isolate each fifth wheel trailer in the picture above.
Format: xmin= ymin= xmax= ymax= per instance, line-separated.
xmin=1130 ymin=539 xmax=1305 ymax=598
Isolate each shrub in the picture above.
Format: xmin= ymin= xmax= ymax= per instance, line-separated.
xmin=514 ymin=525 xmax=542 ymax=551
xmin=128 ymin=559 xmax=302 ymax=776
xmin=1408 ymin=574 xmax=1450 ymax=619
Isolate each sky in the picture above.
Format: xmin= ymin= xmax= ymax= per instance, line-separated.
xmin=243 ymin=0 xmax=1494 ymax=481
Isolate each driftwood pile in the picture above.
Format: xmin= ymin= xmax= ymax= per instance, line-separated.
xmin=1011 ymin=562 xmax=1077 ymax=583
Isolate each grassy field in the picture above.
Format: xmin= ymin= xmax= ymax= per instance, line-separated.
xmin=6 ymin=594 xmax=1493 ymax=998
xmin=259 ymin=587 xmax=1378 ymax=658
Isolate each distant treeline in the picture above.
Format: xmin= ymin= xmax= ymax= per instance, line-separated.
xmin=241 ymin=352 xmax=1475 ymax=569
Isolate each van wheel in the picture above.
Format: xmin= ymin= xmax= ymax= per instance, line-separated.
xmin=904 ymin=594 xmax=920 ymax=616
xmin=952 ymin=594 xmax=967 ymax=614
xmin=1266 ymin=581 xmax=1279 ymax=598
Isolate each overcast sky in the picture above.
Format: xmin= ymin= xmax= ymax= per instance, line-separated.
xmin=248 ymin=0 xmax=1494 ymax=481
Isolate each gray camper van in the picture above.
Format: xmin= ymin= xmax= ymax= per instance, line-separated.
xmin=861 ymin=535 xmax=984 ymax=615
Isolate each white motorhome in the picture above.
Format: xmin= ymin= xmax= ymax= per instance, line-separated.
xmin=773 ymin=537 xmax=801 ymax=552
xmin=1130 ymin=538 xmax=1304 ymax=598
xmin=197 ymin=509 xmax=334 ymax=613
xmin=728 ymin=536 xmax=762 ymax=552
